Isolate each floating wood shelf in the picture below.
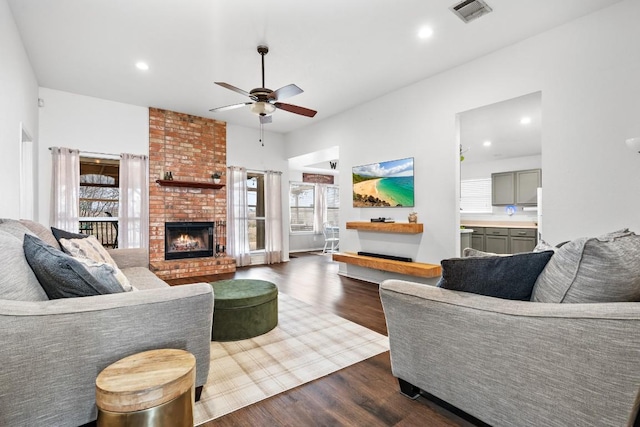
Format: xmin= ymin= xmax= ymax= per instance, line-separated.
xmin=346 ymin=221 xmax=423 ymax=234
xmin=155 ymin=179 xmax=224 ymax=189
xmin=332 ymin=252 xmax=441 ymax=278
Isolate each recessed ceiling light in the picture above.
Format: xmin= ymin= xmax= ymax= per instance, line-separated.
xmin=520 ymin=116 xmax=531 ymax=125
xmin=418 ymin=26 xmax=434 ymax=39
xmin=483 ymin=140 xmax=492 ymax=147
xmin=135 ymin=61 xmax=149 ymax=71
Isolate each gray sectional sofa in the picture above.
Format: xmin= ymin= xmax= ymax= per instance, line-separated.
xmin=0 ymin=219 xmax=214 ymax=427
xmin=380 ymin=229 xmax=640 ymax=427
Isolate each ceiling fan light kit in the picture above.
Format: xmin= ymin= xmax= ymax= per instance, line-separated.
xmin=210 ymin=45 xmax=317 ymax=124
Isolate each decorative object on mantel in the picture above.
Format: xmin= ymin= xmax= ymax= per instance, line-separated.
xmin=211 ymin=172 xmax=221 ymax=184
xmin=163 ymin=171 xmax=173 ymax=180
xmin=408 ymin=212 xmax=418 ymax=223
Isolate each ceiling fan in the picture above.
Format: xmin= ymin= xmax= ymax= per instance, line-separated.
xmin=210 ymin=45 xmax=317 ymax=124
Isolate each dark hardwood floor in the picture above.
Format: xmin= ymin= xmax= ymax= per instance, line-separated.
xmin=167 ymin=252 xmax=474 ymax=427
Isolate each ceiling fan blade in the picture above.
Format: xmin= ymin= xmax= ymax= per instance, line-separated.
xmin=209 ymin=102 xmax=253 ymax=113
xmin=214 ymin=82 xmax=257 ymax=100
xmin=269 ymin=84 xmax=303 ymax=101
xmin=260 ymin=115 xmax=273 ymax=124
xmin=274 ymin=102 xmax=317 ymax=118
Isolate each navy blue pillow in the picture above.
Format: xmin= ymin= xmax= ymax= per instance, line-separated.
xmin=51 ymin=226 xmax=89 ymax=243
xmin=23 ymin=234 xmax=124 ymax=299
xmin=437 ymin=250 xmax=554 ymax=301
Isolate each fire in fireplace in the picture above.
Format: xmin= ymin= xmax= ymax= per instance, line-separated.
xmin=165 ymin=222 xmax=214 ymax=260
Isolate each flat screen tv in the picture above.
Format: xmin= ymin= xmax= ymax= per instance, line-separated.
xmin=352 ymin=157 xmax=414 ymax=207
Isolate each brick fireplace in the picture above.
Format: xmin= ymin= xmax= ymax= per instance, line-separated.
xmin=148 ymin=108 xmax=235 ymax=280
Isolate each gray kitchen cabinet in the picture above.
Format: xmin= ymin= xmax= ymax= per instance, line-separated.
xmin=485 ymin=235 xmax=509 ymax=254
xmin=460 ymin=232 xmax=472 ymax=256
xmin=491 ymin=172 xmax=515 ymax=205
xmin=509 ymin=228 xmax=537 ymax=253
xmin=491 ymin=169 xmax=541 ymax=206
xmin=471 ymin=227 xmax=485 ymax=251
xmin=485 ymin=228 xmax=509 ymax=253
xmin=515 ymin=169 xmax=542 ymax=205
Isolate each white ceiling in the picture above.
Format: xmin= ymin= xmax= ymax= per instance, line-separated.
xmin=459 ymin=91 xmax=542 ymax=164
xmin=8 ymin=0 xmax=622 ymax=134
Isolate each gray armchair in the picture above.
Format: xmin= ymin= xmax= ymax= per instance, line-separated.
xmin=380 ymin=279 xmax=640 ymax=427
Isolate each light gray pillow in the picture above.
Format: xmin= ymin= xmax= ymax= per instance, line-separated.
xmin=20 ymin=219 xmax=61 ymax=249
xmin=0 ymin=230 xmax=49 ymax=301
xmin=531 ymin=229 xmax=640 ymax=303
xmin=23 ymin=234 xmax=124 ymax=299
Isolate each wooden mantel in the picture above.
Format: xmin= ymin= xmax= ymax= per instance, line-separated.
xmin=332 ymin=252 xmax=441 ymax=278
xmin=155 ymin=179 xmax=224 ymax=190
xmin=346 ymin=221 xmax=423 ymax=234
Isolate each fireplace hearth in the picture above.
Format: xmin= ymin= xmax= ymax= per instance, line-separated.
xmin=165 ymin=222 xmax=214 ymax=260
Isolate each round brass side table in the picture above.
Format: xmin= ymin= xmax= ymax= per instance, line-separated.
xmin=95 ymin=349 xmax=195 ymax=427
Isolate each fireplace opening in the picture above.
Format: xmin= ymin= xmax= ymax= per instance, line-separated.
xmin=165 ymin=222 xmax=214 ymax=260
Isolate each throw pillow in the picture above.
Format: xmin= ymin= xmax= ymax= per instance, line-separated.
xmin=462 ymin=248 xmax=500 ymax=257
xmin=58 ymin=235 xmax=132 ymax=291
xmin=23 ymin=234 xmax=124 ymax=299
xmin=51 ymin=227 xmax=89 ymax=242
xmin=74 ymin=257 xmax=135 ymax=292
xmin=20 ymin=219 xmax=61 ymax=249
xmin=0 ymin=230 xmax=49 ymax=301
xmin=437 ymin=250 xmax=554 ymax=300
xmin=531 ymin=229 xmax=640 ymax=303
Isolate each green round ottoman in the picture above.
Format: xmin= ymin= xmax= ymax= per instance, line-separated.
xmin=210 ymin=279 xmax=278 ymax=341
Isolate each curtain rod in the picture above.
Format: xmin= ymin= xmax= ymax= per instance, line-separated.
xmin=48 ymin=147 xmax=120 ymax=159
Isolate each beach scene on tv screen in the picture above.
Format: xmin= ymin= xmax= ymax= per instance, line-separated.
xmin=352 ymin=157 xmax=414 ymax=207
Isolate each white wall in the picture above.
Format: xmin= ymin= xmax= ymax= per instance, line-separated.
xmin=226 ymin=124 xmax=290 ymax=260
xmin=37 ymin=88 xmax=149 ymax=225
xmin=0 ymin=0 xmax=39 ymax=219
xmin=286 ymin=0 xmax=640 ymax=283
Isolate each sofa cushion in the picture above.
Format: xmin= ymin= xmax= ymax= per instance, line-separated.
xmin=23 ymin=234 xmax=124 ymax=299
xmin=437 ymin=250 xmax=554 ymax=300
xmin=0 ymin=231 xmax=49 ymax=301
xmin=51 ymin=226 xmax=89 ymax=242
xmin=59 ymin=235 xmax=132 ymax=291
xmin=531 ymin=229 xmax=640 ymax=303
xmin=0 ymin=218 xmax=35 ymax=240
xmin=121 ymin=267 xmax=170 ymax=290
xmin=20 ymin=219 xmax=61 ymax=249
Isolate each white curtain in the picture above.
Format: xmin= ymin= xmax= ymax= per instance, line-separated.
xmin=50 ymin=147 xmax=80 ymax=232
xmin=119 ymin=153 xmax=149 ymax=248
xmin=264 ymin=170 xmax=283 ymax=264
xmin=227 ymin=166 xmax=251 ymax=266
xmin=313 ymin=183 xmax=327 ymax=232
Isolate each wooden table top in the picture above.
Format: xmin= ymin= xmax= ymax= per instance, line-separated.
xmin=95 ymin=348 xmax=195 ymax=412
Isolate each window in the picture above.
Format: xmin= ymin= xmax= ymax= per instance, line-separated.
xmin=289 ymin=182 xmax=340 ymax=233
xmin=247 ymin=172 xmax=265 ymax=251
xmin=79 ymin=157 xmax=120 ymax=247
xmin=460 ymin=178 xmax=492 ymax=213
xmin=326 ymin=185 xmax=340 ymax=225
xmin=289 ymin=183 xmax=315 ymax=232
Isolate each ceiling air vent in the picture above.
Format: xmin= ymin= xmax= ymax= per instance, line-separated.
xmin=450 ymin=0 xmax=493 ymax=23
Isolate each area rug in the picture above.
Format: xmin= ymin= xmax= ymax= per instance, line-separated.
xmin=194 ymin=293 xmax=389 ymax=424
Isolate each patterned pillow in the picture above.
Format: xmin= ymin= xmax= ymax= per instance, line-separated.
xmin=438 ymin=250 xmax=554 ymax=300
xmin=23 ymin=234 xmax=124 ymax=299
xmin=0 ymin=230 xmax=49 ymax=301
xmin=59 ymin=236 xmax=132 ymax=291
xmin=531 ymin=229 xmax=640 ymax=303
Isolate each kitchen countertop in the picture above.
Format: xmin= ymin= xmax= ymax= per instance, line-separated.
xmin=461 ymin=221 xmax=537 ymax=229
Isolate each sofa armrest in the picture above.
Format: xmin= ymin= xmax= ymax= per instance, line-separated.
xmin=380 ymin=279 xmax=640 ymax=427
xmin=0 ymin=283 xmax=213 ymax=427
xmin=107 ymin=247 xmax=149 ymax=268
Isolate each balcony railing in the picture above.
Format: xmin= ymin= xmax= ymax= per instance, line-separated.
xmin=79 ymin=218 xmax=118 ymax=248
